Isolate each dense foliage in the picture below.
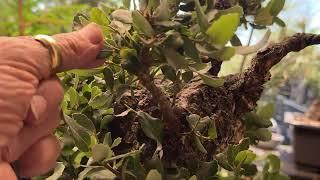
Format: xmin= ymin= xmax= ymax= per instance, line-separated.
xmin=30 ymin=0 xmax=293 ymax=179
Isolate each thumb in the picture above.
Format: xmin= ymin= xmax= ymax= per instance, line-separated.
xmin=53 ymin=23 xmax=104 ymax=72
xmin=0 ymin=162 xmax=17 ymax=180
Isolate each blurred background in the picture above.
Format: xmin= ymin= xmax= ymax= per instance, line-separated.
xmin=1 ymin=0 xmax=320 ymax=179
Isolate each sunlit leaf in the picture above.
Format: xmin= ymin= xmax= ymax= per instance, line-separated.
xmin=146 ymin=169 xmax=162 ymax=180
xmin=255 ymin=8 xmax=273 ymax=26
xmin=267 ymin=0 xmax=285 ymax=16
xmin=90 ymin=7 xmax=109 ymax=26
xmin=257 ymin=102 xmax=275 ymax=121
xmin=208 ymin=121 xmax=217 ymax=140
xmin=274 ymin=16 xmax=286 ymax=27
xmin=267 ymin=154 xmax=281 ymax=173
xmin=132 ymin=10 xmax=155 ymax=37
xmin=64 ymin=115 xmax=91 ymax=152
xmin=111 ymin=137 xmax=122 ymax=148
xmin=46 ymin=163 xmax=65 ymax=180
xmin=92 ymin=144 xmax=113 ymax=162
xmin=206 ymin=13 xmax=240 ymax=47
xmin=235 ymin=29 xmax=271 ymax=55
xmin=111 ymin=9 xmax=132 ymax=23
xmin=67 ymin=87 xmax=79 ymax=109
xmin=235 ymin=150 xmax=256 ymax=166
xmin=198 ymin=73 xmax=225 ymax=88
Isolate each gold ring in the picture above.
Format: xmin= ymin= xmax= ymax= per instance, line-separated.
xmin=33 ymin=34 xmax=61 ymax=72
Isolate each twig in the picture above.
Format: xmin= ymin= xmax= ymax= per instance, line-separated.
xmin=239 ymin=27 xmax=254 ymax=72
xmin=233 ymin=33 xmax=320 ymax=114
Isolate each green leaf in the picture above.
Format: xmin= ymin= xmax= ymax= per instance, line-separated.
xmin=194 ymin=0 xmax=209 ymax=32
xmin=145 ymin=157 xmax=164 ymax=175
xmin=206 ymin=13 xmax=240 ymax=47
xmin=273 ymin=17 xmax=286 ymax=27
xmin=194 ymin=135 xmax=207 ymax=154
xmin=89 ymin=93 xmax=113 ymax=109
xmin=111 ymin=9 xmax=132 ymax=24
xmin=137 ymin=111 xmax=163 ymax=143
xmin=64 ymin=115 xmax=91 ymax=152
xmin=103 ymin=132 xmax=112 ymax=146
xmin=70 ymin=68 xmax=103 ymax=77
xmin=235 ymin=29 xmax=271 ymax=55
xmin=46 ymin=163 xmax=65 ymax=180
xmin=270 ymin=173 xmax=290 ymax=180
xmin=237 ymin=138 xmax=250 ymax=151
xmin=267 ymin=0 xmax=285 ymax=16
xmin=161 ymin=65 xmax=177 ymax=81
xmin=103 ymin=67 xmax=114 ymax=90
xmin=163 ymin=48 xmax=189 ymax=69
xmin=67 ymin=87 xmax=80 ymax=109
xmin=209 ymin=47 xmax=235 ymax=61
xmin=255 ymin=128 xmax=272 ymax=141
xmin=122 ymin=0 xmax=131 ymax=9
xmin=196 ymin=160 xmax=218 ymax=179
xmin=79 ymin=167 xmax=117 ymax=180
xmin=208 ymin=121 xmax=217 ymax=140
xmin=198 ymin=73 xmax=225 ymax=88
xmin=146 ymin=169 xmax=162 ymax=180
xmin=267 ymin=154 xmax=281 ymax=173
xmin=100 ymin=109 xmax=114 ymax=130
xmin=183 ymin=37 xmax=200 ymax=62
xmin=120 ymin=47 xmax=137 ymax=59
xmin=182 ymin=71 xmax=194 ymax=83
xmin=257 ymin=103 xmax=275 ymax=120
xmin=255 ymin=8 xmax=273 ymax=26
xmin=111 ymin=137 xmax=122 ymax=148
xmin=72 ymin=151 xmax=87 ymax=168
xmin=189 ymin=63 xmax=208 ymax=71
xmin=72 ymin=113 xmax=96 ymax=134
xmin=230 ymin=35 xmax=242 ymax=46
xmin=91 ymin=86 xmax=102 ymax=98
xmin=216 ymin=5 xmax=244 ymax=19
xmin=241 ymin=164 xmax=258 ymax=176
xmin=90 ymin=8 xmax=109 ymax=26
xmin=92 ymin=144 xmax=113 ymax=162
xmin=97 ymin=49 xmax=113 ymax=59
xmin=216 ymin=153 xmax=234 ymax=171
xmin=187 ymin=114 xmax=209 ymax=132
xmin=235 ymin=150 xmax=256 ymax=166
xmin=154 ymin=0 xmax=170 ymax=21
xmin=244 ymin=112 xmax=272 ymax=128
xmin=132 ymin=10 xmax=155 ymax=37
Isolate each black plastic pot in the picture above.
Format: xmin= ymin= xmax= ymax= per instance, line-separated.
xmin=293 ymin=125 xmax=320 ymax=171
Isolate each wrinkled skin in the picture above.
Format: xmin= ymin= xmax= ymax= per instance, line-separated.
xmin=0 ymin=23 xmax=104 ymax=179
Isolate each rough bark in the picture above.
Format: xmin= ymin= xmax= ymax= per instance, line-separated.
xmin=109 ymin=33 xmax=320 ymax=166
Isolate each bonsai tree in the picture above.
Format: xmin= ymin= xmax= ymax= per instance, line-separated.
xmin=45 ymin=0 xmax=320 ymax=179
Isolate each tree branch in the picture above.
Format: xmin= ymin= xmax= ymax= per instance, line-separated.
xmin=232 ymin=33 xmax=320 ymax=113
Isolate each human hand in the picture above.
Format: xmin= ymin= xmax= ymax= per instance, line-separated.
xmin=0 ymin=23 xmax=104 ymax=179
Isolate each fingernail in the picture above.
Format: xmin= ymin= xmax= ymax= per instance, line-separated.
xmin=79 ymin=23 xmax=103 ymax=45
xmin=29 ymin=95 xmax=47 ymax=125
